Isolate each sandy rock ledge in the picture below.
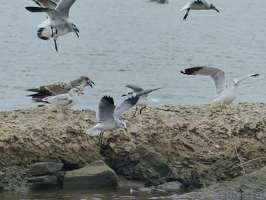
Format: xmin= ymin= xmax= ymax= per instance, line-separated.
xmin=0 ymin=103 xmax=265 ymax=196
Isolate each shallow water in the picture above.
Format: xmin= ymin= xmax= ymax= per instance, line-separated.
xmin=0 ymin=0 xmax=265 ymax=112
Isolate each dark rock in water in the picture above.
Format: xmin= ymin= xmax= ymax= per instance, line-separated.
xmin=133 ymin=145 xmax=171 ymax=185
xmin=29 ymin=162 xmax=64 ymax=176
xmin=26 ymin=175 xmax=57 ymax=190
xmin=63 ymin=160 xmax=117 ymax=189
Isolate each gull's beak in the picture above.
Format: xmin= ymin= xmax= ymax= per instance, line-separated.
xmin=74 ymin=28 xmax=79 ymax=38
xmin=87 ymin=79 xmax=95 ymax=88
xmin=122 ymin=94 xmax=127 ymax=97
xmin=215 ymin=8 xmax=219 ymax=13
xmin=124 ymin=128 xmax=127 ymax=132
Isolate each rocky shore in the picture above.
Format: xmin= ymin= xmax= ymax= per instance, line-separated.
xmin=0 ymin=103 xmax=266 ymax=198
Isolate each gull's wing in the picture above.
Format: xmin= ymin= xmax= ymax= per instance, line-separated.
xmin=114 ymin=96 xmax=139 ymax=118
xmin=236 ymin=74 xmax=259 ymax=83
xmin=181 ymin=66 xmax=226 ymax=95
xmin=43 ymin=94 xmax=73 ymax=106
xmin=179 ymin=2 xmax=192 ymax=12
xmin=25 ymin=7 xmax=62 ymax=19
xmin=136 ymin=88 xmax=163 ymax=98
xmin=125 ymin=84 xmax=144 ymax=93
xmin=56 ymin=0 xmax=76 ymax=18
xmin=32 ymin=0 xmax=57 ymax=9
xmin=97 ymin=96 xmax=116 ymax=122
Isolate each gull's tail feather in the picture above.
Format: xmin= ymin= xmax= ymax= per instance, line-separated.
xmin=86 ymin=128 xmax=101 ymax=136
xmin=37 ymin=27 xmax=52 ymax=40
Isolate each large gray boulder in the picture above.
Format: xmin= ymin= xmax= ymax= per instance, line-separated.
xmin=63 ymin=160 xmax=117 ymax=189
xmin=29 ymin=162 xmax=64 ymax=176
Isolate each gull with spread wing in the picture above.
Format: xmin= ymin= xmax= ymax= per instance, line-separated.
xmin=86 ymin=95 xmax=140 ymax=145
xmin=25 ymin=0 xmax=79 ymax=51
xmin=26 ymin=76 xmax=94 ymax=102
xmin=180 ymin=66 xmax=259 ymax=104
xmin=179 ymin=0 xmax=219 ymax=21
xmin=122 ymin=84 xmax=163 ymax=116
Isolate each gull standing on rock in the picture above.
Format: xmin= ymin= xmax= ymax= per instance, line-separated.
xmin=26 ymin=76 xmax=95 ymax=102
xmin=25 ymin=0 xmax=79 ymax=51
xmin=179 ymin=0 xmax=219 ymax=20
xmin=86 ymin=95 xmax=140 ymax=145
xmin=122 ymin=84 xmax=163 ymax=116
xmin=180 ymin=66 xmax=259 ymax=105
xmin=40 ymin=87 xmax=83 ymax=115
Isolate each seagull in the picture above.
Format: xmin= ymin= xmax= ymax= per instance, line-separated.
xmin=122 ymin=84 xmax=163 ymax=116
xmin=26 ymin=76 xmax=95 ymax=102
xmin=180 ymin=66 xmax=259 ymax=104
xmin=40 ymin=87 xmax=83 ymax=115
xmin=86 ymin=95 xmax=140 ymax=146
xmin=25 ymin=0 xmax=79 ymax=51
xmin=179 ymin=0 xmax=219 ymax=20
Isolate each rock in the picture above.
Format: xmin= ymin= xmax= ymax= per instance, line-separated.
xmin=26 ymin=175 xmax=57 ymax=190
xmin=63 ymin=160 xmax=117 ymax=189
xmin=29 ymin=162 xmax=64 ymax=176
xmin=157 ymin=181 xmax=182 ymax=190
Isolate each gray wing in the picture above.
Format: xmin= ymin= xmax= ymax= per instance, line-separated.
xmin=25 ymin=7 xmax=62 ymax=19
xmin=125 ymin=84 xmax=144 ymax=93
xmin=236 ymin=73 xmax=259 ymax=83
xmin=32 ymin=0 xmax=57 ymax=9
xmin=136 ymin=88 xmax=163 ymax=98
xmin=97 ymin=96 xmax=115 ymax=122
xmin=114 ymin=96 xmax=139 ymax=118
xmin=181 ymin=66 xmax=226 ymax=95
xmin=43 ymin=93 xmax=73 ymax=106
xmin=56 ymin=0 xmax=76 ymax=18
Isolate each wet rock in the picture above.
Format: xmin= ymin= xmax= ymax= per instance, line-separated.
xmin=29 ymin=162 xmax=64 ymax=176
xmin=26 ymin=175 xmax=57 ymax=190
xmin=63 ymin=160 xmax=117 ymax=189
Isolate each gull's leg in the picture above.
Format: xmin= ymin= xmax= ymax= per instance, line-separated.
xmin=54 ymin=37 xmax=58 ymax=52
xmin=99 ymin=131 xmax=105 ymax=146
xmin=133 ymin=107 xmax=138 ymax=117
xmin=139 ymin=106 xmax=147 ymax=115
xmin=183 ymin=9 xmax=190 ymax=21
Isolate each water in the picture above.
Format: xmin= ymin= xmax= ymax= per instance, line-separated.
xmin=1 ymin=0 xmax=265 ymax=112
xmin=1 ymin=0 xmax=265 ymax=199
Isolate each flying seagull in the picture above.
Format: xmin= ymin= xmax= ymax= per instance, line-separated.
xmin=86 ymin=95 xmax=139 ymax=146
xmin=25 ymin=0 xmax=79 ymax=51
xmin=40 ymin=87 xmax=83 ymax=115
xmin=26 ymin=76 xmax=94 ymax=102
xmin=179 ymin=0 xmax=219 ymax=20
xmin=122 ymin=84 xmax=162 ymax=116
xmin=180 ymin=66 xmax=259 ymax=104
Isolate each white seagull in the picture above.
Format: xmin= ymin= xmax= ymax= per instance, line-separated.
xmin=86 ymin=95 xmax=140 ymax=145
xmin=179 ymin=0 xmax=219 ymax=20
xmin=180 ymin=66 xmax=259 ymax=105
xmin=26 ymin=76 xmax=94 ymax=102
xmin=40 ymin=87 xmax=83 ymax=114
xmin=122 ymin=84 xmax=162 ymax=116
xmin=25 ymin=0 xmax=79 ymax=51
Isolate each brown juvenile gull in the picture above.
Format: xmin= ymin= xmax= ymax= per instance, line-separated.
xmin=179 ymin=0 xmax=219 ymax=21
xmin=25 ymin=0 xmax=79 ymax=51
xmin=180 ymin=66 xmax=259 ymax=104
xmin=26 ymin=76 xmax=94 ymax=102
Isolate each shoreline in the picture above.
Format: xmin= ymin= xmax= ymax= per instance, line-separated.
xmin=0 ymin=103 xmax=265 ymax=197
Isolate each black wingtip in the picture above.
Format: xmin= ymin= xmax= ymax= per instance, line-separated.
xmin=180 ymin=67 xmax=204 ymax=75
xmin=102 ymin=95 xmax=114 ymax=105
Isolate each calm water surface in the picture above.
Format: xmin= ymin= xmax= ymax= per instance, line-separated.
xmin=1 ymin=0 xmax=266 ymax=199
xmin=0 ymin=0 xmax=265 ymax=112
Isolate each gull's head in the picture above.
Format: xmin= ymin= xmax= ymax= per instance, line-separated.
xmin=233 ymin=79 xmax=239 ymax=86
xmin=210 ymin=4 xmax=219 ymax=13
xmin=71 ymin=23 xmax=79 ymax=37
xmin=122 ymin=91 xmax=134 ymax=98
xmin=79 ymin=76 xmax=95 ymax=88
xmin=119 ymin=121 xmax=127 ymax=132
xmin=70 ymin=88 xmax=83 ymax=96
